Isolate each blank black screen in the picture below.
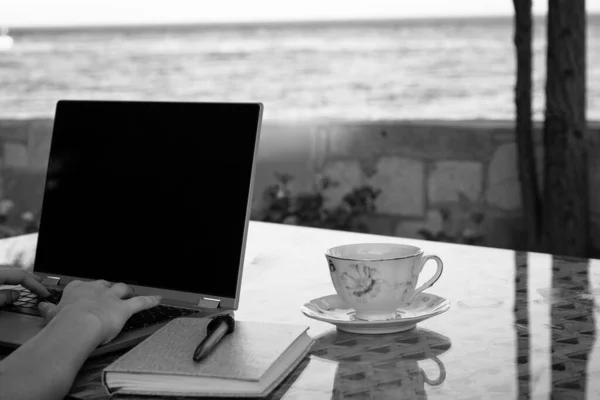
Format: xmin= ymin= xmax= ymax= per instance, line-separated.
xmin=34 ymin=100 xmax=261 ymax=299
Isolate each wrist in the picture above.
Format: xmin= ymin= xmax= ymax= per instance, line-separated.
xmin=49 ymin=306 xmax=105 ymax=346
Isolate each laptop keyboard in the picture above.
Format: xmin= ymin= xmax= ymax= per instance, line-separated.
xmin=3 ymin=287 xmax=198 ymax=332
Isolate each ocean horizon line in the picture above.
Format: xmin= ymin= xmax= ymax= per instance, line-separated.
xmin=8 ymin=13 xmax=600 ymax=34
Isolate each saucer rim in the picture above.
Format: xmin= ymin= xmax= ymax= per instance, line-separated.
xmin=301 ymin=292 xmax=450 ymax=325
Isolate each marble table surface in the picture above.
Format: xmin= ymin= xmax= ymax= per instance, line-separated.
xmin=1 ymin=221 xmax=599 ymax=399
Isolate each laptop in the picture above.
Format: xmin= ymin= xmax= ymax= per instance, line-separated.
xmin=0 ymin=99 xmax=263 ymax=356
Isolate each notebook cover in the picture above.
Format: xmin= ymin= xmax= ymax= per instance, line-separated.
xmin=102 ymin=317 xmax=311 ymax=396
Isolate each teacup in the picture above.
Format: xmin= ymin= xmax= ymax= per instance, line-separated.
xmin=325 ymin=243 xmax=444 ymax=321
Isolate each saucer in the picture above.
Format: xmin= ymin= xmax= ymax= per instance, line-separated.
xmin=301 ymin=293 xmax=450 ymax=334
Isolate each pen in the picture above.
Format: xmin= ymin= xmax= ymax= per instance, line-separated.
xmin=193 ymin=314 xmax=235 ymax=362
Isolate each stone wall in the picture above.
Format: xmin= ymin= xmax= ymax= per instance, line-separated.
xmin=311 ymin=122 xmax=535 ymax=250
xmin=1 ymin=117 xmax=599 ymax=254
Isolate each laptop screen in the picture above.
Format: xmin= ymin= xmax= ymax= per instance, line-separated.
xmin=34 ymin=100 xmax=262 ymax=300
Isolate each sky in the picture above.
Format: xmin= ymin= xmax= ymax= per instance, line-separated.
xmin=1 ymin=0 xmax=600 ymax=28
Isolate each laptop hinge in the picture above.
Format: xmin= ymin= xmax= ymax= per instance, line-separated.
xmin=197 ymin=297 xmax=220 ymax=308
xmin=41 ymin=276 xmax=60 ymax=286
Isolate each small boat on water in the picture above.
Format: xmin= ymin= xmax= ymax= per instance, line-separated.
xmin=0 ymin=27 xmax=14 ymax=52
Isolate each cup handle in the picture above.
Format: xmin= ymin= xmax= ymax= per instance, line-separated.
xmin=421 ymin=356 xmax=446 ymax=386
xmin=413 ymin=254 xmax=443 ymax=296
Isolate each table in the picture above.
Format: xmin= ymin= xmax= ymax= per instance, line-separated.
xmin=3 ymin=221 xmax=600 ymax=399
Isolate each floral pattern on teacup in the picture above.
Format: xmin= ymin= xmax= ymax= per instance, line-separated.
xmin=340 ymin=264 xmax=390 ymax=303
xmin=328 ymin=259 xmax=336 ymax=272
xmin=393 ymin=281 xmax=413 ymax=300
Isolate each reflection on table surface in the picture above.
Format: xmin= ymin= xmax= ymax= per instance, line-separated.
xmin=1 ymin=221 xmax=599 ymax=399
xmin=312 ymin=327 xmax=450 ymax=399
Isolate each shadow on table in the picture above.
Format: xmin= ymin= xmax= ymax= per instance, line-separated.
xmin=514 ymin=252 xmax=597 ymax=399
xmin=311 ymin=327 xmax=451 ymax=399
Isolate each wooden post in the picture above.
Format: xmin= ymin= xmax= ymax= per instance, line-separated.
xmin=542 ymin=0 xmax=589 ymax=256
xmin=513 ymin=0 xmax=541 ymax=251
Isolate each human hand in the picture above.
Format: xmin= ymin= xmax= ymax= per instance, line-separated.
xmin=38 ymin=280 xmax=161 ymax=345
xmin=0 ymin=267 xmax=50 ymax=306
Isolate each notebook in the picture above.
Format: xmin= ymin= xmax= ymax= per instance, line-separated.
xmin=102 ymin=317 xmax=314 ymax=398
xmin=0 ymin=100 xmax=263 ymax=357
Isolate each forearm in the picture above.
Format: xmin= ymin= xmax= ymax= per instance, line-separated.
xmin=0 ymin=310 xmax=104 ymax=400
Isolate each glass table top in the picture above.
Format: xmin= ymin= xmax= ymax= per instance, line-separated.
xmin=1 ymin=222 xmax=599 ymax=399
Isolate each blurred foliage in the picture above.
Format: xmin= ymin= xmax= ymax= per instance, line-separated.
xmin=417 ymin=192 xmax=486 ymax=245
xmin=258 ymin=172 xmax=381 ymax=233
xmin=0 ymin=199 xmax=39 ymax=239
